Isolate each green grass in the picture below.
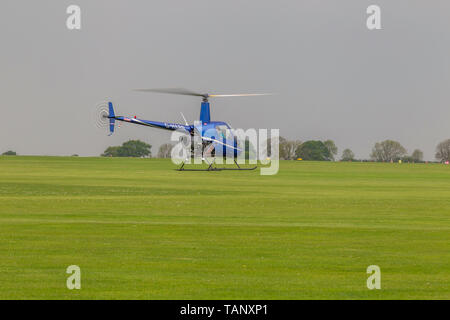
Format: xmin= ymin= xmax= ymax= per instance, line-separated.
xmin=0 ymin=156 xmax=449 ymax=299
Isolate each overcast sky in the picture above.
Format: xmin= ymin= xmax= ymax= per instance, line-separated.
xmin=1 ymin=0 xmax=449 ymax=160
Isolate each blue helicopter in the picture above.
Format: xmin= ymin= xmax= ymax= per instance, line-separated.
xmin=103 ymin=88 xmax=271 ymax=171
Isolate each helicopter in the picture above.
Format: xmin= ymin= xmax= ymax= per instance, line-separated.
xmin=101 ymin=88 xmax=271 ymax=171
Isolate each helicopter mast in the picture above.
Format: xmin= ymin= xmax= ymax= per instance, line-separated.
xmin=200 ymin=96 xmax=211 ymax=124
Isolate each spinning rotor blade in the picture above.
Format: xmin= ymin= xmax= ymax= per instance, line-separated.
xmin=134 ymin=88 xmax=206 ymax=98
xmin=208 ymin=93 xmax=273 ymax=98
xmin=134 ymin=88 xmax=273 ymax=99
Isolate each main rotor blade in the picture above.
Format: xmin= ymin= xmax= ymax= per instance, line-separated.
xmin=134 ymin=88 xmax=274 ymax=99
xmin=208 ymin=93 xmax=273 ymax=98
xmin=134 ymin=88 xmax=206 ymax=98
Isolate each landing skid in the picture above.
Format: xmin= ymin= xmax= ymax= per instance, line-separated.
xmin=177 ymin=159 xmax=257 ymax=172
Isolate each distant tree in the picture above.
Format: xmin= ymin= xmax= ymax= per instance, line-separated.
xmin=71 ymin=154 xmax=79 ymax=157
xmin=277 ymin=137 xmax=287 ymax=159
xmin=411 ymin=149 xmax=424 ymax=162
xmin=341 ymin=148 xmax=355 ymax=161
xmin=280 ymin=137 xmax=302 ymax=160
xmin=263 ymin=136 xmax=300 ymax=160
xmin=435 ymin=139 xmax=450 ymax=162
xmin=2 ymin=151 xmax=17 ymax=156
xmin=370 ymin=140 xmax=407 ymax=162
xmin=102 ymin=146 xmax=121 ymax=157
xmin=296 ymin=140 xmax=332 ymax=161
xmin=102 ymin=140 xmax=151 ymax=158
xmin=323 ymin=140 xmax=338 ymax=161
xmin=157 ymin=143 xmax=174 ymax=158
xmin=120 ymin=140 xmax=151 ymax=157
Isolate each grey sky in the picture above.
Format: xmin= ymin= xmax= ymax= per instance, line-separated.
xmin=1 ymin=0 xmax=449 ymax=160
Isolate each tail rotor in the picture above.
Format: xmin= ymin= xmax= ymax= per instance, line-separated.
xmin=92 ymin=101 xmax=118 ymax=135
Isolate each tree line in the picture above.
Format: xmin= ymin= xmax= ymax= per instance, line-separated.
xmin=3 ymin=138 xmax=450 ymax=162
xmin=273 ymin=138 xmax=426 ymax=162
xmin=274 ymin=138 xmax=450 ymax=162
xmin=98 ymin=138 xmax=450 ymax=163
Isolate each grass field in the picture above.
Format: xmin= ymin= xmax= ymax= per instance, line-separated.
xmin=0 ymin=156 xmax=449 ymax=299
